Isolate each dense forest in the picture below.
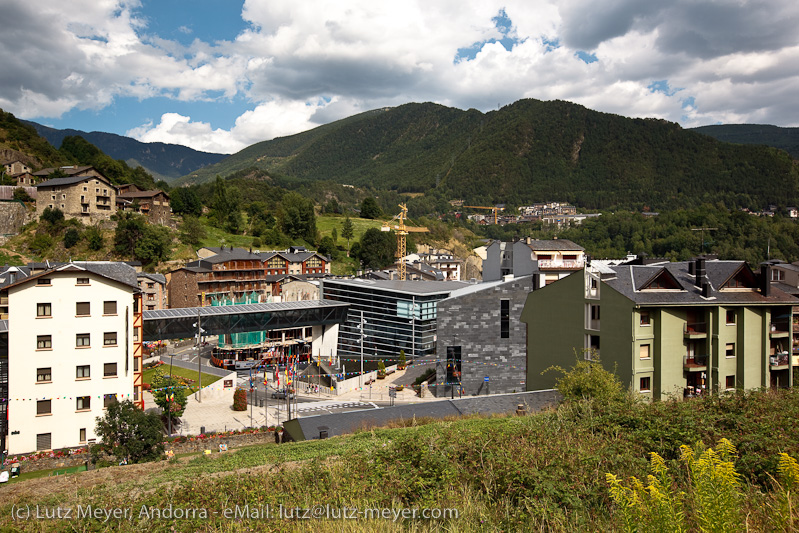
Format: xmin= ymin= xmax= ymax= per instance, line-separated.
xmin=177 ymin=99 xmax=799 ymax=213
xmin=692 ymin=124 xmax=799 ymax=159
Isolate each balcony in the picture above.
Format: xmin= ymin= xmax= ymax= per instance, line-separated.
xmin=770 ymin=353 xmax=790 ymax=369
xmin=684 ymin=322 xmax=707 ymax=338
xmin=770 ymin=322 xmax=790 ymax=338
xmin=538 ymin=259 xmax=584 ymax=270
xmin=684 ymin=354 xmax=708 ymax=371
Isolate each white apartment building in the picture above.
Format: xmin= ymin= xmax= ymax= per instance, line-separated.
xmin=0 ymin=262 xmax=142 ymax=455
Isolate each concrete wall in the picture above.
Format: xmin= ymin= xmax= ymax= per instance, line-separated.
xmin=436 ymin=276 xmax=534 ymax=397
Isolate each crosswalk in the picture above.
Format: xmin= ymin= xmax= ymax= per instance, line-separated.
xmin=294 ymin=400 xmax=372 ymax=414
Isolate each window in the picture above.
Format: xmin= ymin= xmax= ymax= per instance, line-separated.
xmin=104 ymin=394 xmax=116 ymax=408
xmin=76 ymin=302 xmax=90 ymax=316
xmin=37 ymin=399 xmax=51 ymax=415
xmin=500 ymin=299 xmax=510 ymax=338
xmin=640 ymin=376 xmax=651 ymax=392
xmin=79 ymin=428 xmax=87 ymax=443
xmin=76 ymin=333 xmax=90 ymax=347
xmin=103 ymin=363 xmax=117 ymax=377
xmin=36 ymin=433 xmax=52 ymax=451
xmin=639 ymin=344 xmax=651 ymax=360
xmin=104 ymin=332 xmax=117 ymax=346
xmin=37 ymin=335 xmax=52 ymax=349
xmin=37 ymin=278 xmax=51 ymax=286
xmin=726 ymin=310 xmax=736 ymax=325
xmin=36 ymin=367 xmax=51 ymax=382
xmin=104 ymin=300 xmax=117 ymax=315
xmin=76 ymin=396 xmax=90 ymax=410
xmin=77 ymin=277 xmax=89 ymax=285
xmin=726 ymin=343 xmax=735 ymax=358
xmin=640 ymin=310 xmax=651 ymax=326
xmin=772 ymin=269 xmax=785 ymax=282
xmin=726 ymin=375 xmax=736 ymax=390
xmin=76 ymin=365 xmax=90 ymax=379
xmin=446 ymin=346 xmax=462 ymax=384
xmin=37 ymin=303 xmax=52 ymax=317
xmin=147 ymin=282 xmax=155 ymax=289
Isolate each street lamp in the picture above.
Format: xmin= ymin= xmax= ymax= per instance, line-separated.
xmin=192 ymin=315 xmax=206 ymax=403
xmin=167 ymin=352 xmax=174 ymax=436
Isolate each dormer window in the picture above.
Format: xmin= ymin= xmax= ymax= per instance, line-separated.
xmin=640 ymin=269 xmax=682 ymax=290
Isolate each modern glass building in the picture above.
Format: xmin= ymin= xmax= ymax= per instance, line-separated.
xmin=321 ymin=279 xmax=472 ymax=363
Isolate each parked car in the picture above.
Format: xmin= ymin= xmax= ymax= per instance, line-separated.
xmin=271 ymin=389 xmax=296 ymax=400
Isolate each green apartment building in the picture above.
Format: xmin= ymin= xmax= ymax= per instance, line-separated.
xmin=522 ymin=258 xmax=799 ymax=399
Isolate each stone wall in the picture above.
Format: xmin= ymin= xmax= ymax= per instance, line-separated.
xmin=4 ymin=430 xmax=277 ymax=473
xmin=435 ymin=276 xmax=534 ymax=397
xmin=0 ymin=200 xmax=35 ymax=235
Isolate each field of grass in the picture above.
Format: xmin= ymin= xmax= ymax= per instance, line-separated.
xmin=142 ymin=365 xmax=222 ymax=394
xmin=316 ymin=214 xmax=385 ymax=248
xmin=3 ymin=388 xmax=799 ymax=531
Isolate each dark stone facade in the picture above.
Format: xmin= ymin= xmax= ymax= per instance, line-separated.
xmin=435 ymin=276 xmax=534 ymax=397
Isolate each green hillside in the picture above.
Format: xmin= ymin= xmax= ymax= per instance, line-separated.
xmin=0 ymin=110 xmax=72 ymax=169
xmin=3 ymin=386 xmax=799 ymax=531
xmin=176 ymin=99 xmax=799 ymax=211
xmin=692 ymin=123 xmax=799 ymax=159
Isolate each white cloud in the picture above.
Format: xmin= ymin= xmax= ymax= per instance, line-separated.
xmin=126 ymin=99 xmax=330 ymax=153
xmin=1 ymin=0 xmax=798 ymax=155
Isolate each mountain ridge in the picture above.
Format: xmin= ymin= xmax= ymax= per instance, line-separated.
xmin=23 ymin=121 xmax=228 ymax=182
xmin=177 ymin=99 xmax=799 ymax=211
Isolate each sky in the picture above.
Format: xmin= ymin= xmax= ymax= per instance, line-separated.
xmin=1 ymin=0 xmax=798 ymax=155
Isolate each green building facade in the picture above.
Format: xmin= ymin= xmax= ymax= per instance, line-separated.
xmin=522 ymin=259 xmax=798 ymax=400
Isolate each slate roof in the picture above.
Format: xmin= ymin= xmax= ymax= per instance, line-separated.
xmin=34 ymin=172 xmax=115 ymax=190
xmin=117 ymin=190 xmax=169 ymax=199
xmin=525 ymin=239 xmax=584 ymax=251
xmin=284 ymin=390 xmax=561 ymax=441
xmin=1 ymin=261 xmax=139 ymax=291
xmin=196 ymin=247 xmax=329 ymax=264
xmin=138 ymin=272 xmax=166 ymax=285
xmin=33 ymin=165 xmax=94 ymax=176
xmin=605 ymin=260 xmax=798 ymax=305
xmin=0 ymin=266 xmax=33 ymax=288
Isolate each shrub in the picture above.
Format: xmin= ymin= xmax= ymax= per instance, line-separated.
xmin=40 ymin=207 xmax=64 ymax=226
xmin=233 ymin=388 xmax=248 ymax=411
xmin=29 ymin=234 xmax=53 ymax=255
xmin=63 ymin=228 xmax=80 ymax=248
xmin=85 ymin=226 xmax=104 ymax=251
xmin=544 ymin=350 xmax=624 ymax=403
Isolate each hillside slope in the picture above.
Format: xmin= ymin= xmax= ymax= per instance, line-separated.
xmin=24 ymin=120 xmax=227 ymax=182
xmin=692 ymin=123 xmax=799 ymax=159
xmin=178 ymin=99 xmax=799 ymax=211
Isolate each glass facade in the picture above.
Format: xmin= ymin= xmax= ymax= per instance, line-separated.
xmin=322 ymin=280 xmax=465 ymax=362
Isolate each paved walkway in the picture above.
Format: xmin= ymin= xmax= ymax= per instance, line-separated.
xmin=143 ymin=362 xmax=439 ymax=436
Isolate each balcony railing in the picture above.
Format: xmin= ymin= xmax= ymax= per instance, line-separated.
xmin=538 ymin=259 xmax=584 ymax=270
xmin=770 ymin=353 xmax=790 ymax=367
xmin=684 ymin=322 xmax=707 ymax=337
xmin=684 ymin=354 xmax=708 ymax=369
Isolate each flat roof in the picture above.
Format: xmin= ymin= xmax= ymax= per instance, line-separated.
xmin=322 ymin=278 xmax=472 ymax=296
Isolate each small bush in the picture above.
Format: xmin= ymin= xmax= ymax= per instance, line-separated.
xmin=63 ymin=228 xmax=80 ymax=248
xmin=233 ymin=388 xmax=248 ymax=411
xmin=40 ymin=207 xmax=64 ymax=226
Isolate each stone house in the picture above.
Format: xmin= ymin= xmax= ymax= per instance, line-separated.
xmin=33 ymin=166 xmax=116 ymax=223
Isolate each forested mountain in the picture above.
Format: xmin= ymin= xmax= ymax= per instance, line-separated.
xmin=691 ymin=124 xmax=799 ymax=159
xmin=0 ymin=110 xmax=72 ymax=169
xmin=24 ymin=120 xmax=227 ymax=182
xmin=178 ymin=100 xmax=799 ymax=211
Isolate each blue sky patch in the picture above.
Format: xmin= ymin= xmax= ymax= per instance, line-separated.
xmin=455 ymin=8 xmax=519 ymax=63
xmin=135 ymin=0 xmax=248 ymax=46
xmin=36 ymin=95 xmax=251 ymax=137
xmin=575 ymin=51 xmax=598 ymax=64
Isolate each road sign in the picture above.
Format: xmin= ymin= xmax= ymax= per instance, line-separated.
xmin=484 ymin=376 xmax=489 ymax=382
xmin=388 ymin=388 xmax=397 ymax=398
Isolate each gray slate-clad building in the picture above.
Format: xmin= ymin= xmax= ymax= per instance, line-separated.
xmin=435 ymin=276 xmax=534 ymax=397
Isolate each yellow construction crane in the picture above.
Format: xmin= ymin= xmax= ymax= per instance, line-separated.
xmin=381 ymin=203 xmax=429 ymax=281
xmin=464 ymin=205 xmax=505 ymax=224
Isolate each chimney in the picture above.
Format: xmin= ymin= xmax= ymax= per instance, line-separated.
xmin=532 ymin=273 xmax=540 ymax=290
xmin=701 ymin=282 xmax=711 ymax=298
xmin=688 ymin=261 xmax=695 ymax=276
xmin=695 ymin=258 xmax=706 ymax=286
xmin=761 ymin=265 xmax=772 ymax=297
